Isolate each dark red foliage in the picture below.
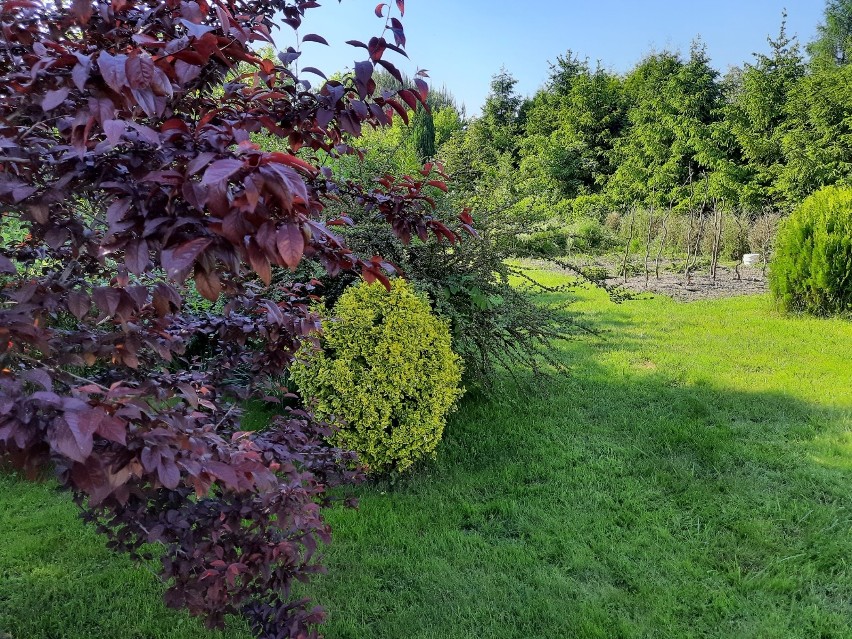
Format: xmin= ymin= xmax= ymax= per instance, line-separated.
xmin=0 ymin=0 xmax=464 ymax=636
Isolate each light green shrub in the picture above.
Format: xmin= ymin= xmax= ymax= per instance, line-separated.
xmin=748 ymin=212 xmax=781 ymax=258
xmin=512 ymin=227 xmax=572 ymax=257
xmin=571 ymin=193 xmax=615 ymax=221
xmin=290 ymin=279 xmax=463 ymax=474
xmin=604 ymin=211 xmax=622 ymax=232
xmin=571 ymin=218 xmax=612 ymax=252
xmin=770 ymin=186 xmax=852 ymax=315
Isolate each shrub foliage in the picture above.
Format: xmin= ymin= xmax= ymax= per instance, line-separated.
xmin=0 ymin=0 xmax=471 ymax=635
xmin=291 ymin=279 xmax=463 ymax=474
xmin=770 ymin=185 xmax=852 ymax=314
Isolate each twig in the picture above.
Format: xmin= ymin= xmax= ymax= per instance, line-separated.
xmin=214 ymin=403 xmax=237 ymax=429
xmin=621 ymin=207 xmax=635 ymax=284
xmin=16 ymin=352 xmax=110 ymax=391
xmin=655 ymin=202 xmax=671 ymax=280
xmin=644 ymin=205 xmax=655 ymax=288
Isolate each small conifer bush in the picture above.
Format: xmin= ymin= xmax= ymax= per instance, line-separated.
xmin=770 ymin=186 xmax=852 ymax=315
xmin=291 ymin=279 xmax=463 ymax=474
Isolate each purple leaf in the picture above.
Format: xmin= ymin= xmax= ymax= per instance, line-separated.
xmin=97 ymin=52 xmax=128 ymax=94
xmin=179 ymin=18 xmax=215 ymax=39
xmin=52 ymin=412 xmax=97 ymax=463
xmin=301 ymin=33 xmax=329 ymax=45
xmin=125 ymin=53 xmax=154 ymax=89
xmin=355 ymin=60 xmax=373 ymax=89
xmin=161 ymin=238 xmax=212 ymax=280
xmin=42 ymin=87 xmax=70 ymax=111
xmin=95 ymin=415 xmax=126 ymax=445
xmin=103 ymin=119 xmax=125 ymax=146
xmin=390 ymin=18 xmax=406 ymax=48
xmin=301 ymin=67 xmax=327 ymax=79
xmin=92 ymin=287 xmax=121 ymax=317
xmin=377 ymin=59 xmax=403 ymax=84
xmin=71 ymin=56 xmax=92 ymax=91
xmin=158 ymin=457 xmax=181 ymax=489
xmin=202 ymin=158 xmax=244 ymax=185
xmin=277 ymin=223 xmax=305 ymax=270
xmin=67 ymin=290 xmax=91 ymax=320
xmin=0 ymin=254 xmax=16 ymax=274
xmin=187 ymin=152 xmax=217 ymax=176
xmin=125 ymin=239 xmax=150 ymax=274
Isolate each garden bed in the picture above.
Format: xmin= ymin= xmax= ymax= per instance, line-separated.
xmin=538 ymin=257 xmax=769 ymax=302
xmin=606 ymin=263 xmax=769 ymax=302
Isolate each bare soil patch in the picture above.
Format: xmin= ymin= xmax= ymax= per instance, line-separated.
xmin=538 ymin=258 xmax=769 ymax=302
xmin=608 ymin=263 xmax=768 ymax=302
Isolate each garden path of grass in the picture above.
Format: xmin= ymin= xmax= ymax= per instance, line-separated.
xmin=2 ymin=268 xmax=851 ymax=638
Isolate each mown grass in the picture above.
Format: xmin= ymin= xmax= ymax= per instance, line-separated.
xmin=2 ymin=267 xmax=851 ymax=638
xmin=0 ymin=474 xmax=250 ymax=639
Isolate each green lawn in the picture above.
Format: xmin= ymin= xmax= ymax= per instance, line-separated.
xmin=3 ymin=269 xmax=852 ymax=638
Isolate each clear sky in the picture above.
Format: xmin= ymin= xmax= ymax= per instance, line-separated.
xmin=273 ymin=1 xmax=826 ymax=115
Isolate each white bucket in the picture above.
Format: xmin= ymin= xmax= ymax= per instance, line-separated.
xmin=742 ymin=253 xmax=761 ymax=266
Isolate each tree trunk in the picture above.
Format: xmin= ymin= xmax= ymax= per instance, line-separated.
xmin=655 ymin=205 xmax=671 ymax=280
xmin=710 ymin=203 xmax=722 ymax=283
xmin=621 ymin=207 xmax=636 ymax=284
xmin=644 ymin=206 xmax=655 ymax=288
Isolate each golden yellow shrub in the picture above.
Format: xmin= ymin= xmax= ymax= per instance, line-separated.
xmin=290 ymin=279 xmax=463 ymax=474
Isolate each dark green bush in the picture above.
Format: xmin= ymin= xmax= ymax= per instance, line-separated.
xmin=770 ymin=186 xmax=852 ymax=315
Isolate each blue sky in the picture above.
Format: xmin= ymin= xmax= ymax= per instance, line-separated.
xmin=273 ymin=1 xmax=826 ymax=115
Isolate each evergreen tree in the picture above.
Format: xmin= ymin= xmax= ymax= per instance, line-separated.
xmin=548 ymin=49 xmax=589 ymax=97
xmin=518 ymin=62 xmax=626 ymax=202
xmin=807 ymin=0 xmax=852 ymax=66
xmin=607 ymin=43 xmax=720 ymax=209
xmin=780 ymin=62 xmax=852 ymax=199
xmin=722 ymin=15 xmax=804 ymax=209
xmin=440 ymin=70 xmax=523 ymax=212
xmin=411 ymin=105 xmax=437 ymax=163
xmin=356 ymin=71 xmax=464 ymax=170
xmin=480 ymin=67 xmax=523 ymax=159
xmin=607 ymin=51 xmax=685 ymax=207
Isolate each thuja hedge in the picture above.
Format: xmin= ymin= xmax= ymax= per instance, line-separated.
xmin=770 ymin=185 xmax=852 ymax=315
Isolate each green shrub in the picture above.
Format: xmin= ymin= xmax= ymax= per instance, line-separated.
xmin=315 ymin=191 xmax=586 ymax=391
xmin=571 ymin=218 xmax=612 ymax=252
xmin=770 ymin=186 xmax=852 ymax=315
xmin=604 ymin=211 xmax=622 ymax=232
xmin=499 ymin=196 xmax=555 ymax=230
xmin=512 ymin=228 xmax=572 ymax=257
xmin=571 ymin=193 xmax=615 ymax=221
xmin=748 ymin=212 xmax=781 ymax=258
xmin=290 ymin=279 xmax=463 ymax=474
